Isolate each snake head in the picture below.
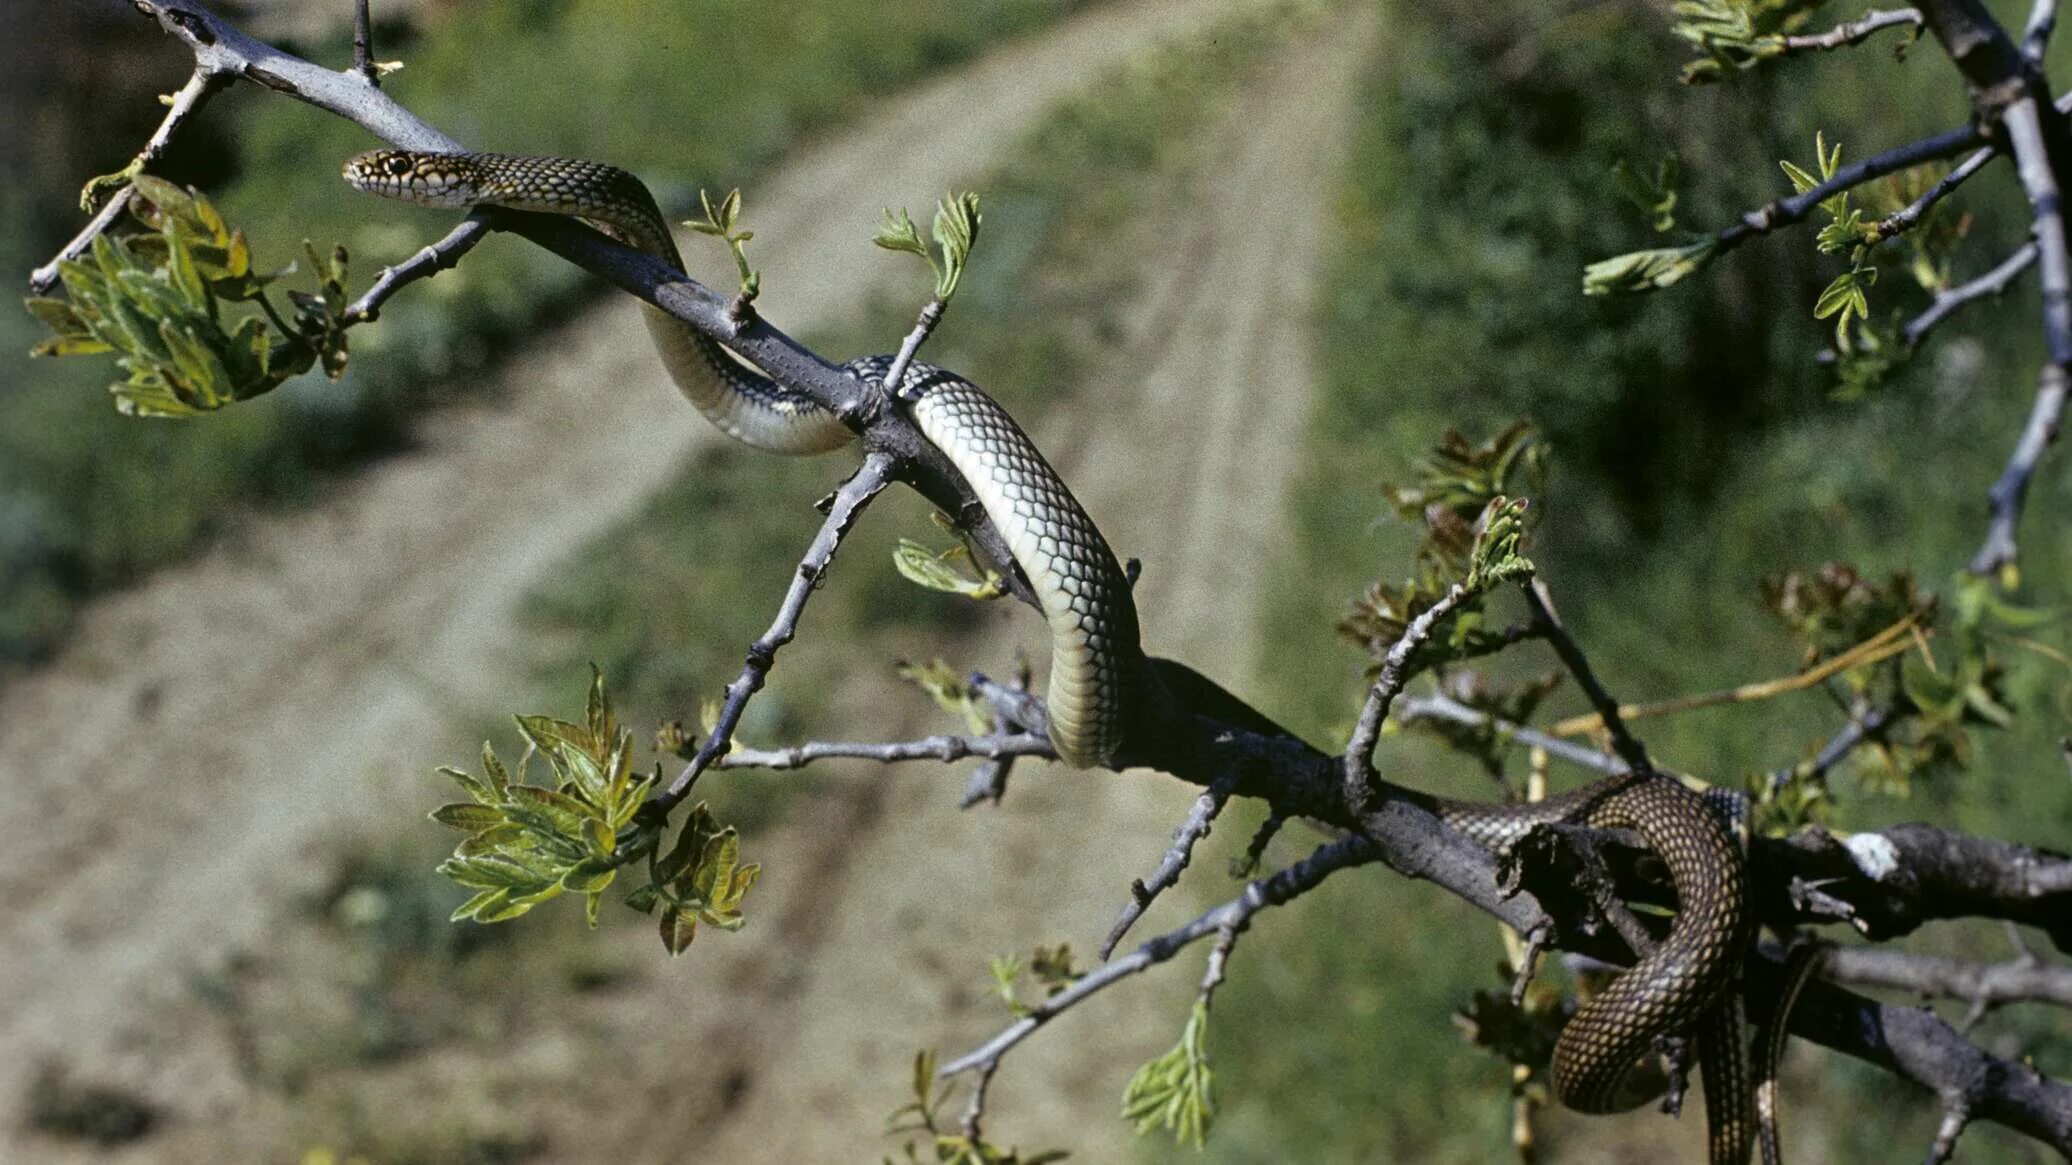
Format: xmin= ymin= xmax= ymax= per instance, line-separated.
xmin=342 ymin=149 xmax=484 ymax=208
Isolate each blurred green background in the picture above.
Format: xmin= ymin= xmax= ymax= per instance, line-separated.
xmin=6 ymin=0 xmax=2068 ymax=1161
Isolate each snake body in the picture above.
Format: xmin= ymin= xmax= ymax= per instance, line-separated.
xmin=343 ymin=149 xmax=1754 ymax=1160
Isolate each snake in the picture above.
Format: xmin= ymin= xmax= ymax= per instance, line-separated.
xmin=342 ymin=148 xmax=1759 ymax=1162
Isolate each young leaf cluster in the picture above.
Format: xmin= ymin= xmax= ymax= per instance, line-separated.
xmin=1581 ymin=238 xmax=1720 ymax=295
xmin=1340 ymin=425 xmax=1544 ymax=673
xmin=624 ymin=801 xmax=762 ymax=956
xmin=1670 ymin=0 xmax=1837 ymax=81
xmin=1758 ymin=564 xmax=2022 ymax=802
xmin=432 ymin=670 xmax=653 ymax=928
xmin=24 ymin=176 xmax=351 ymax=417
xmin=895 ymin=659 xmax=997 ymax=735
xmin=1611 ymin=154 xmax=1682 ymax=234
xmin=1783 ymin=133 xmax=1881 ymax=348
xmin=895 ymin=512 xmax=1007 ymax=600
xmin=985 ymin=943 xmax=1084 ymax=1018
xmin=1120 ymin=1000 xmax=1215 ymax=1150
xmin=884 ymin=1050 xmax=1069 ymax=1165
xmin=688 ymin=187 xmax=760 ymax=303
xmin=876 ymin=192 xmax=984 ymax=303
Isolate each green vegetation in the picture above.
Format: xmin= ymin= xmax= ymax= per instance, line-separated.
xmin=3 ymin=0 xmax=1090 ymax=663
xmin=1222 ymin=0 xmax=2070 ymax=1161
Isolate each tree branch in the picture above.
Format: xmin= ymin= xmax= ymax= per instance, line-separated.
xmin=343 ymin=211 xmax=493 ymax=322
xmin=716 ymin=731 xmax=1053 ymax=771
xmin=1782 ymin=7 xmax=1924 ymax=53
xmin=656 ymin=452 xmax=896 ymax=810
xmin=1903 ymin=240 xmax=2040 ymax=347
xmin=1823 ymin=943 xmax=2072 ymax=1015
xmin=351 ymin=0 xmax=378 ymax=85
xmin=27 ymin=63 xmax=232 ymax=294
xmin=938 ymin=836 xmax=1380 ymax=1080
xmin=1100 ymin=779 xmax=1236 ymax=959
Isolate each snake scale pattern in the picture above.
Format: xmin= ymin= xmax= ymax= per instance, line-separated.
xmin=343 ymin=148 xmax=1760 ymax=1163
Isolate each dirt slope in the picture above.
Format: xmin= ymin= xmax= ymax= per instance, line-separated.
xmin=0 ymin=2 xmax=1375 ymax=1159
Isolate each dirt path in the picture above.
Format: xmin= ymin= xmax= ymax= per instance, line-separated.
xmin=0 ymin=2 xmax=1375 ymax=1159
xmin=672 ymin=13 xmax=1378 ymax=1161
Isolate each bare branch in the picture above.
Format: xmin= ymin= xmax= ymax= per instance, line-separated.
xmin=1823 ymin=944 xmax=2072 ymax=1014
xmin=1343 ymin=580 xmax=1475 ymax=807
xmin=881 ymin=298 xmax=946 ymax=396
xmin=1904 ymin=240 xmax=2041 ymax=347
xmin=1764 ymin=701 xmax=1899 ymax=795
xmin=1876 ymin=144 xmax=2000 ymax=240
xmin=1395 ymin=692 xmax=1628 ymax=777
xmin=1972 ymin=94 xmax=2071 ymax=578
xmin=1523 ymin=580 xmax=1657 ymax=776
xmin=28 ymin=65 xmax=232 ymax=294
xmin=1782 ymin=7 xmax=1924 ymax=53
xmin=344 ymin=212 xmax=493 ymax=323
xmin=351 ymin=0 xmax=378 ymax=85
xmin=1100 ymin=779 xmax=1236 ymax=959
xmin=656 ymin=452 xmax=896 ymax=810
xmin=938 ymin=837 xmax=1379 ymax=1080
xmin=716 ymin=731 xmax=1053 ymax=771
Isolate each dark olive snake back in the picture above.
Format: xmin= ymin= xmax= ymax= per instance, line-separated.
xmin=343 ymin=148 xmax=1756 ymax=1162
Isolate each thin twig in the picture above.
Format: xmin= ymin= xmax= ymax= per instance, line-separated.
xmin=880 ymin=298 xmax=946 ymax=394
xmin=938 ymin=837 xmax=1378 ymax=1080
xmin=1765 ymin=702 xmax=1898 ymax=795
xmin=1823 ymin=946 xmax=2072 ymax=1016
xmin=716 ymin=731 xmax=1053 ymax=771
xmin=959 ymin=1058 xmax=998 ymax=1143
xmin=1928 ymin=1093 xmax=1976 ymax=1163
xmin=1877 ymin=144 xmax=2000 ymax=239
xmin=1198 ymin=919 xmax=1245 ymax=998
xmin=1904 ymin=240 xmax=2041 ymax=347
xmin=1523 ymin=580 xmax=1656 ymax=776
xmin=28 ymin=65 xmax=231 ymax=294
xmin=1546 ymin=614 xmax=1920 ymax=737
xmin=344 ymin=211 xmax=493 ymax=322
xmin=1395 ymin=692 xmax=1629 ymax=777
xmin=1235 ymin=811 xmax=1287 ymax=876
xmin=1101 ymin=779 xmax=1237 ymax=959
xmin=1973 ymin=94 xmax=2072 ymax=578
xmin=1782 ymin=7 xmax=1924 ymax=52
xmin=1343 ymin=580 xmax=1475 ymax=808
xmin=656 ymin=452 xmax=896 ymax=810
xmin=1712 ymin=122 xmax=1987 ymax=258
xmin=351 ymin=0 xmax=379 ymax=85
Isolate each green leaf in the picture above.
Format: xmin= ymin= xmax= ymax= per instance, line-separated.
xmin=429 ymin=803 xmax=507 ymax=832
xmin=1121 ymin=1000 xmax=1215 ymax=1149
xmin=895 ymin=659 xmax=993 ymax=735
xmin=874 ymin=207 xmax=930 ymax=259
xmin=659 ymin=904 xmax=700 ymax=955
xmin=1582 ymin=239 xmax=1718 ymax=295
xmin=930 ymin=191 xmax=982 ymax=301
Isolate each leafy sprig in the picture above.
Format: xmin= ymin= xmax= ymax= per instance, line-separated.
xmin=876 ymin=192 xmax=983 ymax=303
xmin=432 ymin=669 xmax=653 ymax=928
xmin=884 ymin=1049 xmax=1070 ymax=1165
xmin=895 ymin=512 xmax=1007 ymax=600
xmin=25 ymin=176 xmax=350 ymax=416
xmin=1341 ymin=426 xmax=1544 ymax=673
xmin=1120 ymin=1000 xmax=1215 ymax=1149
xmin=688 ymin=187 xmax=759 ymax=303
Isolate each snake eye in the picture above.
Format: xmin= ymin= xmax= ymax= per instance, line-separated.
xmin=382 ymin=155 xmax=414 ymax=178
